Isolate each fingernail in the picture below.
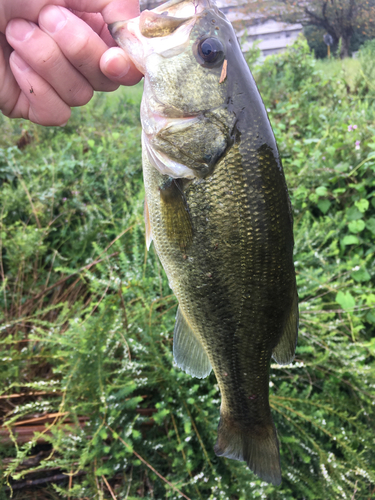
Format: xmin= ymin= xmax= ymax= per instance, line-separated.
xmin=103 ymin=51 xmax=131 ymax=79
xmin=40 ymin=6 xmax=68 ymax=34
xmin=8 ymin=20 xmax=36 ymax=42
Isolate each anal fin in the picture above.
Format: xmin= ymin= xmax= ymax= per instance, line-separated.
xmin=144 ymin=196 xmax=153 ymax=250
xmin=173 ymin=307 xmax=212 ymax=379
xmin=272 ymin=287 xmax=299 ymax=365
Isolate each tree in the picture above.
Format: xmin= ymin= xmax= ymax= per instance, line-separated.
xmin=242 ymin=0 xmax=375 ymax=58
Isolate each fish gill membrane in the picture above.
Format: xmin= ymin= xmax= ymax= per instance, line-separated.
xmin=109 ymin=0 xmax=299 ymax=486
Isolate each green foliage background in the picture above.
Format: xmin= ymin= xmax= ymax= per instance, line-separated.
xmin=303 ymin=25 xmax=373 ymax=59
xmin=1 ymin=39 xmax=374 ymax=499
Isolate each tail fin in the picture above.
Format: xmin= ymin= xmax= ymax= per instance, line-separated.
xmin=214 ymin=414 xmax=281 ymax=486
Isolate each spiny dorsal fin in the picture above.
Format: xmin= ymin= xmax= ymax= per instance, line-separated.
xmin=272 ymin=288 xmax=299 ymax=365
xmin=173 ymin=307 xmax=212 ymax=379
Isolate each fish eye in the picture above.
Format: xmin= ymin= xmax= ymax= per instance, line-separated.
xmin=197 ymin=37 xmax=224 ymax=65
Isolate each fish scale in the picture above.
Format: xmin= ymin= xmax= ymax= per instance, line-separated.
xmin=110 ymin=0 xmax=298 ymax=485
xmin=143 ymin=137 xmax=295 ymax=477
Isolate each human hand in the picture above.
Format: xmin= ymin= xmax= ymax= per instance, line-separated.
xmin=0 ymin=0 xmax=143 ymax=126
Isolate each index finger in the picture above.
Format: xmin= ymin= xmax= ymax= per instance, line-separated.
xmin=1 ymin=0 xmax=140 ymax=31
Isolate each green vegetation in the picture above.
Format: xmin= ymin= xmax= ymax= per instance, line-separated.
xmin=1 ymin=39 xmax=374 ymax=499
xmin=314 ymin=57 xmax=361 ymax=92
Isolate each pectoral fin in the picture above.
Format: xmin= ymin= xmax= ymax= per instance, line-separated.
xmin=173 ymin=307 xmax=212 ymax=379
xmin=272 ymin=288 xmax=299 ymax=365
xmin=160 ymin=178 xmax=193 ymax=252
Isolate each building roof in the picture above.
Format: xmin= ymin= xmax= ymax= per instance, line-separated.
xmin=237 ymin=20 xmax=302 ymax=38
xmin=216 ymin=0 xmax=244 ymax=8
xmin=242 ymin=34 xmax=300 ymax=52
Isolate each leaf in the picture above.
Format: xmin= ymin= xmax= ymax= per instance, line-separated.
xmin=95 ymin=467 xmax=112 ymax=476
xmin=132 ymin=429 xmax=141 ymax=439
xmin=365 ymin=294 xmax=375 ymax=306
xmin=317 ymin=199 xmax=331 ymax=214
xmin=348 ymin=220 xmax=365 ymax=233
xmin=341 ymin=235 xmax=359 ymax=246
xmin=316 ymin=186 xmax=328 ymax=196
xmin=355 ymin=199 xmax=369 ymax=213
xmin=351 ymin=268 xmax=371 ymax=282
xmin=336 ymin=291 xmax=356 ymax=311
xmin=366 ymin=218 xmax=375 ymax=234
xmin=366 ymin=311 xmax=375 ymax=324
xmin=334 ymin=162 xmax=350 ymax=173
xmin=99 ymin=428 xmax=108 ymax=440
xmin=153 ymin=408 xmax=170 ymax=425
xmin=346 ymin=206 xmax=363 ymax=221
xmin=304 ymin=138 xmax=320 ymax=144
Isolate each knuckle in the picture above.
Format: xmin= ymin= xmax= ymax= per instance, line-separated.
xmin=65 ymin=83 xmax=93 ymax=107
xmin=31 ymin=104 xmax=71 ymax=127
xmin=33 ymin=46 xmax=61 ymax=73
xmin=1 ymin=96 xmax=18 ymax=117
xmin=2 ymin=89 xmax=24 ymax=119
xmin=71 ymin=34 xmax=92 ymax=60
xmin=93 ymin=80 xmax=119 ymax=92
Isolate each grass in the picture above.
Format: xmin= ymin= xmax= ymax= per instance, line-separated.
xmin=315 ymin=57 xmax=361 ymax=91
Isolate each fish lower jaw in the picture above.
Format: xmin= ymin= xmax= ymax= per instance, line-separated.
xmin=141 ymin=107 xmax=201 ymax=136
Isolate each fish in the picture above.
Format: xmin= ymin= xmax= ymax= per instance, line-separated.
xmin=110 ymin=0 xmax=298 ymax=486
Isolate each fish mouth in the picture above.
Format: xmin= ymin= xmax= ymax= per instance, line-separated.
xmin=109 ymin=0 xmax=215 ymax=73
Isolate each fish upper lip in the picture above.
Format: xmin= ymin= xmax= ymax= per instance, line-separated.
xmin=109 ymin=0 xmax=216 ymax=64
xmin=109 ymin=11 xmax=196 ymax=74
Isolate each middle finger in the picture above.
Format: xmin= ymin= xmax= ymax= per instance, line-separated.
xmin=38 ymin=6 xmax=119 ymax=91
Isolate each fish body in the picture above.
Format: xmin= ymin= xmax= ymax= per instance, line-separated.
xmin=110 ymin=0 xmax=298 ymax=485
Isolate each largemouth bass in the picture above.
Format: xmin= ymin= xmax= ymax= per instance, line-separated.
xmin=110 ymin=0 xmax=298 ymax=485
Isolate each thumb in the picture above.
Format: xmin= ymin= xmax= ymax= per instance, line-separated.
xmin=100 ymin=46 xmax=142 ymax=86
